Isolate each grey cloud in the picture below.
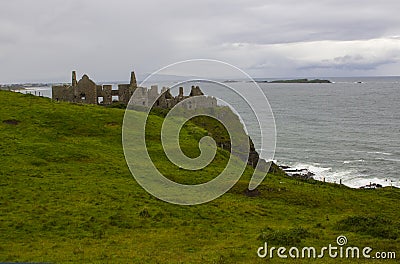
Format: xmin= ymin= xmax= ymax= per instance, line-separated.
xmin=0 ymin=0 xmax=399 ymax=83
xmin=299 ymin=55 xmax=399 ymax=71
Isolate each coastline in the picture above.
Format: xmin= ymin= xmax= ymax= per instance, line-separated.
xmin=8 ymin=86 xmax=400 ymax=190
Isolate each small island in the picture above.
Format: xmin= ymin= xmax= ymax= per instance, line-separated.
xmin=257 ymin=78 xmax=332 ymax=83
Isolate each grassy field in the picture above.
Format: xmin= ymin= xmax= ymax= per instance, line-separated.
xmin=0 ymin=91 xmax=399 ymax=263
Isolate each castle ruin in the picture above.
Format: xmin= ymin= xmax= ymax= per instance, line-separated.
xmin=52 ymin=71 xmax=217 ymax=110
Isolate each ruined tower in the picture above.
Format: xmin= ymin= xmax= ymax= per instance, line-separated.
xmin=130 ymin=71 xmax=137 ymax=88
xmin=190 ymin=85 xmax=204 ymax=96
xmin=72 ymin=71 xmax=77 ymax=87
xmin=178 ymin=87 xmax=184 ymax=98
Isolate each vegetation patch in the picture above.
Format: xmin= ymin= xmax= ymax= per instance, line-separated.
xmin=0 ymin=91 xmax=399 ymax=263
xmin=258 ymin=226 xmax=311 ymax=246
xmin=2 ymin=119 xmax=20 ymax=125
xmin=335 ymin=215 xmax=400 ymax=240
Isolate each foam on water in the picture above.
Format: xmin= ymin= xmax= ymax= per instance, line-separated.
xmin=276 ymin=160 xmax=400 ymax=188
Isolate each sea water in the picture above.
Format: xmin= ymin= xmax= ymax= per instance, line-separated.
xmin=259 ymin=78 xmax=400 ymax=188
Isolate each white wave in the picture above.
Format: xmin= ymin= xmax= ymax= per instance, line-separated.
xmin=343 ymin=159 xmax=365 ymax=164
xmin=344 ymin=177 xmax=400 ymax=189
xmin=277 ymin=160 xmax=400 ymax=188
xmin=350 ymin=149 xmax=393 ymax=156
xmin=314 ymin=167 xmax=400 ymax=188
xmin=376 ymin=157 xmax=400 ymax=162
xmin=290 ymin=162 xmax=331 ymax=174
xmin=367 ymin=151 xmax=393 ymax=156
xmin=263 ymin=159 xmax=277 ymax=163
xmin=312 ymin=168 xmax=359 ymax=185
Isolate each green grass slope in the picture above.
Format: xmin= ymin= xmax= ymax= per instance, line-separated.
xmin=0 ymin=91 xmax=399 ymax=263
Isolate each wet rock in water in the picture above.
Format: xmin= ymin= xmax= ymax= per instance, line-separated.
xmin=279 ymin=165 xmax=315 ymax=180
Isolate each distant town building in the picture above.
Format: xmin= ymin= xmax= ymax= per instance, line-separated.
xmin=52 ymin=71 xmax=217 ymax=110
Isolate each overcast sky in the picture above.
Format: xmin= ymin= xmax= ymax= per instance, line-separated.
xmin=1 ymin=0 xmax=400 ymax=83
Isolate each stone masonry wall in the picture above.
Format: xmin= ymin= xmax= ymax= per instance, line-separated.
xmin=52 ymin=71 xmax=217 ymax=110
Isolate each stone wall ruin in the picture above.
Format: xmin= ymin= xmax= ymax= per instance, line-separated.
xmin=52 ymin=71 xmax=217 ymax=110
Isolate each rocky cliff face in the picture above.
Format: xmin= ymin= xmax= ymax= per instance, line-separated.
xmin=187 ymin=106 xmax=284 ymax=175
xmin=150 ymin=102 xmax=284 ymax=176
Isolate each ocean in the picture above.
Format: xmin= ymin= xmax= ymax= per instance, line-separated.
xmin=260 ymin=77 xmax=400 ymax=188
xmin=14 ymin=76 xmax=400 ymax=188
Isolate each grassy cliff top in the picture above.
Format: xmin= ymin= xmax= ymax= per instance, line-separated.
xmin=0 ymin=91 xmax=399 ymax=263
